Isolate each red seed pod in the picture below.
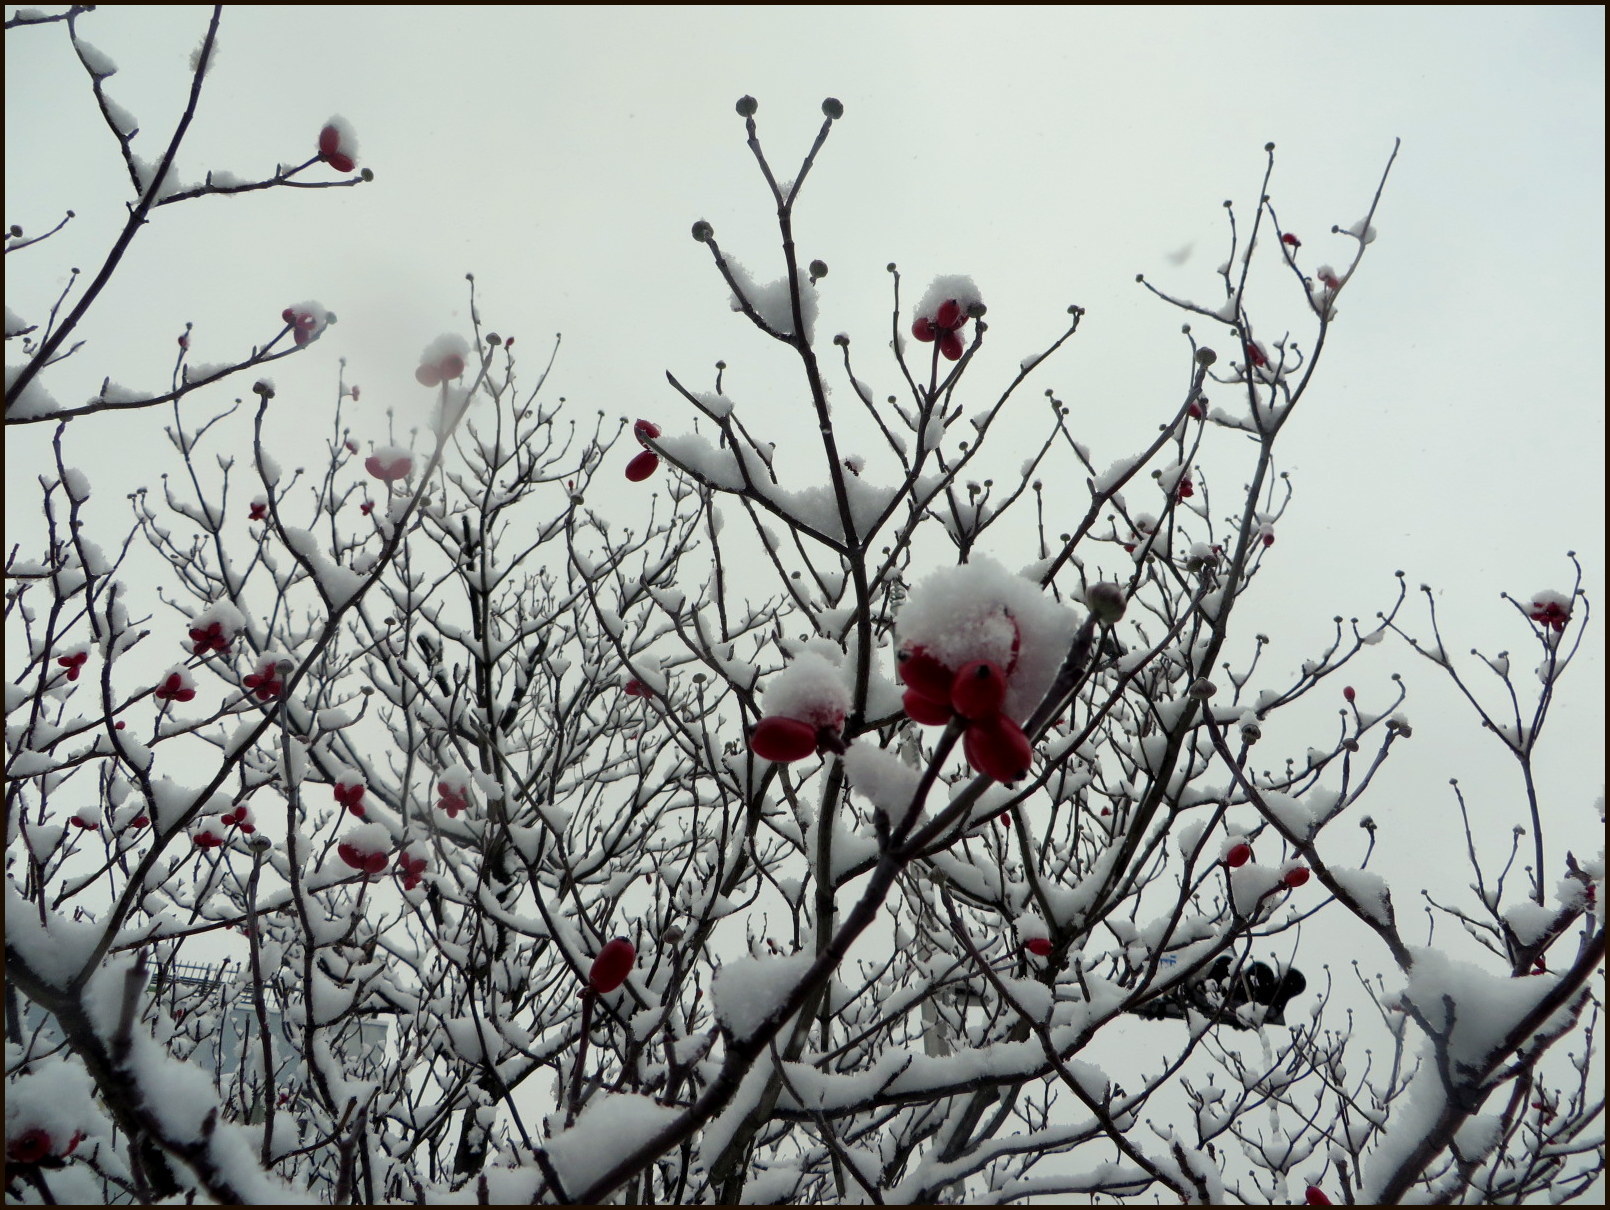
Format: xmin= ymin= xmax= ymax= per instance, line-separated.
xmin=911 ymin=316 xmax=937 ymax=342
xmin=1342 ymin=686 xmax=1356 ymax=703
xmin=1284 ymin=866 xmax=1311 ymax=889
xmin=750 ymin=716 xmax=818 ymax=763
xmin=938 ymin=330 xmax=964 ymax=362
xmin=588 ymin=937 xmax=635 ymax=993
xmin=950 ymin=660 xmax=1008 ymax=721
xmin=896 ymin=644 xmax=954 ymax=705
xmin=1304 ymin=1188 xmax=1332 ymax=1206
xmin=625 ymin=450 xmax=660 ymax=482
xmin=935 ymin=298 xmax=963 ymax=330
xmin=1024 ymin=937 xmax=1053 ymax=957
xmin=963 ymin=714 xmax=1033 ymax=783
xmin=1225 ymin=842 xmax=1252 ymax=868
xmin=902 ymin=687 xmax=953 ymax=727
xmin=634 ymin=418 xmax=661 ymax=444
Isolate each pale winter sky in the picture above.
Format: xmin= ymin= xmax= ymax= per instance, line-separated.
xmin=6 ymin=0 xmax=1604 ymax=1142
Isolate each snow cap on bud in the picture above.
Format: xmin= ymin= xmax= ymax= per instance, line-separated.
xmin=1086 ymin=581 xmax=1126 ymax=625
xmin=758 ymin=651 xmax=850 ymax=752
xmin=588 ymin=937 xmax=635 ymax=993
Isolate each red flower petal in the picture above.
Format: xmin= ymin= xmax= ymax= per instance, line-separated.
xmin=588 ymin=937 xmax=636 ymax=993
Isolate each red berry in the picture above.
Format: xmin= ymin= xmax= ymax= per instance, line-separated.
xmin=415 ymin=362 xmax=444 ymax=387
xmin=1284 ymin=866 xmax=1311 ymax=888
xmin=902 ymin=687 xmax=953 ymax=727
xmin=365 ymin=455 xmax=412 ymax=483
xmin=1024 ymin=937 xmax=1053 ymax=957
xmin=911 ymin=316 xmax=936 ymax=342
xmin=1342 ymin=686 xmax=1356 ymax=703
xmin=69 ymin=815 xmax=96 ymax=830
xmin=623 ymin=678 xmax=654 ymax=698
xmin=963 ymin=714 xmax=1033 ymax=784
xmin=131 ymin=815 xmax=149 ymax=828
xmin=7 ymin=1128 xmax=53 ymax=1164
xmin=1225 ymin=842 xmax=1252 ymax=868
xmin=1281 ymin=232 xmax=1302 ymax=249
xmin=896 ymin=645 xmax=954 ymax=705
xmin=588 ymin=937 xmax=635 ymax=993
xmin=938 ymin=330 xmax=964 ymax=362
xmin=1304 ymin=1188 xmax=1331 ymax=1206
xmin=950 ymin=660 xmax=1008 ymax=721
xmin=437 ymin=353 xmax=465 ymax=380
xmin=625 ymin=450 xmax=660 ymax=482
xmin=1261 ymin=531 xmax=1275 ymax=547
xmin=1187 ymin=401 xmax=1203 ymax=420
xmin=750 ymin=716 xmax=819 ymax=763
xmin=1245 ymin=342 xmax=1268 ymax=368
xmin=319 ymin=124 xmax=341 ymax=158
xmin=935 ymin=298 xmax=963 ymax=330
xmin=634 ymin=418 xmax=661 ymax=443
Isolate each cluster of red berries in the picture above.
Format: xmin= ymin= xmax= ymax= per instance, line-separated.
xmin=281 ymin=307 xmax=321 ymax=347
xmin=334 ymin=781 xmax=367 ymax=817
xmin=1529 ymin=595 xmax=1571 ymax=633
xmin=243 ymin=661 xmax=284 ymax=701
xmin=189 ymin=619 xmax=232 ymax=656
xmin=1024 ymin=936 xmax=1053 ymax=957
xmin=1224 ymin=842 xmax=1311 ymax=888
xmin=898 ymin=639 xmax=1032 ymax=783
xmin=317 ymin=123 xmax=356 ymax=174
xmin=56 ymin=649 xmax=88 ymax=681
xmin=415 ymin=351 xmax=466 ymax=388
xmin=154 ymin=671 xmax=196 ymax=704
xmin=437 ymin=781 xmax=469 ymax=818
xmin=626 ymin=418 xmax=661 ymax=482
xmin=248 ymin=499 xmax=268 ymax=522
xmin=622 ymin=678 xmax=655 ymax=698
xmin=338 ymin=838 xmax=389 ymax=876
xmin=911 ymin=298 xmax=970 ymax=362
xmin=396 ymin=850 xmax=428 ymax=891
xmin=220 ymin=804 xmax=256 ymax=834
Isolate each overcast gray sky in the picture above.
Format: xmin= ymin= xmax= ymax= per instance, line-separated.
xmin=7 ymin=3 xmax=1604 ymax=977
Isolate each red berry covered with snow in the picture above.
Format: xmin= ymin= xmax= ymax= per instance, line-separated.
xmin=1024 ymin=937 xmax=1053 ymax=957
xmin=317 ymin=118 xmax=358 ymax=174
xmin=750 ymin=716 xmax=819 ymax=763
xmin=365 ymin=447 xmax=414 ymax=484
xmin=950 ymin=659 xmax=1008 ymax=721
xmin=1225 ymin=842 xmax=1253 ymax=868
xmin=1283 ymin=866 xmax=1311 ymax=889
xmin=1528 ymin=590 xmax=1572 ymax=633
